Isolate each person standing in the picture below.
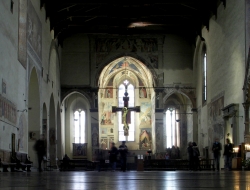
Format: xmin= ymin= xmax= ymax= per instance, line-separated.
xmin=187 ymin=141 xmax=193 ymax=171
xmin=223 ymin=138 xmax=233 ymax=171
xmin=34 ymin=134 xmax=46 ymax=172
xmin=109 ymin=142 xmax=118 ymax=171
xmin=119 ymin=141 xmax=128 ymax=172
xmin=62 ymin=154 xmax=70 ymax=171
xmin=212 ymin=138 xmax=222 ymax=171
xmin=192 ymin=142 xmax=201 ymax=171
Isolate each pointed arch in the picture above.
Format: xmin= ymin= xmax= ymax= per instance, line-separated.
xmin=163 ymin=91 xmax=195 ymax=158
xmin=61 ymin=91 xmax=91 ymax=159
xmin=95 ymin=54 xmax=158 ymax=87
xmin=98 ymin=56 xmax=155 ymax=150
xmin=28 ymin=67 xmax=40 ymax=167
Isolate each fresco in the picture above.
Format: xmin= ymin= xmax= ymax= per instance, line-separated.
xmin=107 ymin=77 xmax=114 ymax=86
xmin=27 ymin=0 xmax=42 ymax=63
xmin=155 ymin=122 xmax=162 ymax=151
xmin=105 ymin=88 xmax=113 ymax=98
xmin=95 ymin=38 xmax=159 ymax=68
xmin=109 ymin=59 xmax=141 ymax=74
xmin=139 ymin=87 xmax=147 ymax=98
xmin=139 ymin=102 xmax=151 ymax=128
xmin=0 ymin=94 xmax=17 ymax=125
xmin=101 ymin=128 xmax=107 ymax=135
xmin=100 ymin=102 xmax=114 ymax=125
xmin=18 ymin=0 xmax=27 ymax=68
xmin=91 ymin=123 xmax=99 ymax=161
xmin=18 ymin=113 xmax=27 ymax=151
xmin=73 ymin=143 xmax=87 ymax=158
xmin=100 ymin=138 xmax=108 ymax=149
xmin=139 ymin=129 xmax=152 ymax=149
xmin=207 ymin=96 xmax=224 ymax=146
xmin=108 ymin=136 xmax=114 ymax=149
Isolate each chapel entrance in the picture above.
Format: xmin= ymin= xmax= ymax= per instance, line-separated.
xmin=98 ymin=56 xmax=155 ymax=151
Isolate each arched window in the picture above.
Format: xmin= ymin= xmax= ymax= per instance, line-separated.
xmin=202 ymin=49 xmax=207 ymax=104
xmin=165 ymin=108 xmax=178 ymax=148
xmin=74 ymin=109 xmax=85 ymax=143
xmin=118 ymin=80 xmax=135 ymax=141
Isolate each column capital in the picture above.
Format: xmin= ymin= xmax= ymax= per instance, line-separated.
xmin=191 ymin=108 xmax=197 ymax=112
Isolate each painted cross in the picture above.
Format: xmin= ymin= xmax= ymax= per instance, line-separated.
xmin=112 ymin=84 xmax=140 ymax=136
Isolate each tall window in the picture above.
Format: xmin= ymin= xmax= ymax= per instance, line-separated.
xmin=202 ymin=51 xmax=207 ymax=103
xmin=166 ymin=108 xmax=176 ymax=148
xmin=74 ymin=110 xmax=85 ymax=143
xmin=118 ymin=80 xmax=135 ymax=141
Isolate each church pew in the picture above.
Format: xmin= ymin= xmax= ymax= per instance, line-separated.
xmin=0 ymin=150 xmax=16 ymax=172
xmin=11 ymin=152 xmax=33 ymax=172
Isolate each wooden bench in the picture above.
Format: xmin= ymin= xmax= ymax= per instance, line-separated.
xmin=11 ymin=152 xmax=33 ymax=171
xmin=0 ymin=150 xmax=16 ymax=172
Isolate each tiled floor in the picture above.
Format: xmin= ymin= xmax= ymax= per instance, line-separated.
xmin=0 ymin=169 xmax=249 ymax=190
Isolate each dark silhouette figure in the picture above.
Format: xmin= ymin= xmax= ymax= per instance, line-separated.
xmin=187 ymin=141 xmax=193 ymax=170
xmin=62 ymin=154 xmax=70 ymax=170
xmin=192 ymin=142 xmax=201 ymax=171
xmin=109 ymin=142 xmax=118 ymax=171
xmin=212 ymin=138 xmax=222 ymax=171
xmin=119 ymin=141 xmax=128 ymax=172
xmin=34 ymin=134 xmax=46 ymax=172
xmin=223 ymin=138 xmax=233 ymax=171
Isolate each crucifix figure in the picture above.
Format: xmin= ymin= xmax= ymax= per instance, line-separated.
xmin=112 ymin=82 xmax=140 ymax=136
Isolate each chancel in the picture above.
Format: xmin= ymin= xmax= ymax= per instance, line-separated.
xmin=112 ymin=80 xmax=140 ymax=137
xmin=2 ymin=0 xmax=250 ymax=180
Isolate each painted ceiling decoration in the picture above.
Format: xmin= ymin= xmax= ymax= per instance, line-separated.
xmin=99 ymin=56 xmax=154 ymax=89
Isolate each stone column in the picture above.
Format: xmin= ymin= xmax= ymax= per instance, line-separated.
xmin=155 ymin=91 xmax=163 ymax=109
xmin=90 ymin=108 xmax=99 ymax=161
xmin=243 ymin=103 xmax=250 ymax=143
xmin=191 ymin=108 xmax=198 ymax=144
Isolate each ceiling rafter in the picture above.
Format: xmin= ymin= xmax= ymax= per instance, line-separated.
xmin=41 ymin=0 xmax=224 ymax=46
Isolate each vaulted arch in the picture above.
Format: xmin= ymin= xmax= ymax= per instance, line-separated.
xmin=98 ymin=56 xmax=155 ymax=150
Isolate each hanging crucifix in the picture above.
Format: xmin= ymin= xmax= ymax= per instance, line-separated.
xmin=112 ymin=81 xmax=140 ymax=136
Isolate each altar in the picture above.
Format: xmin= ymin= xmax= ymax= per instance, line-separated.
xmin=72 ymin=143 xmax=87 ymax=159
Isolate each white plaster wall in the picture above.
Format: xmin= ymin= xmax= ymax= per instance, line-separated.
xmin=0 ymin=0 xmax=27 ymax=151
xmin=28 ymin=0 xmax=61 ymax=160
xmin=0 ymin=0 xmax=61 ymax=157
xmin=61 ymin=34 xmax=90 ymax=86
xmin=29 ymin=0 xmax=62 ymax=161
xmin=163 ymin=34 xmax=193 ymax=84
xmin=195 ymin=0 xmax=245 ymax=151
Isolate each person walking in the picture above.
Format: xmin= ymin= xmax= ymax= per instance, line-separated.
xmin=223 ymin=138 xmax=233 ymax=171
xmin=119 ymin=141 xmax=128 ymax=172
xmin=212 ymin=138 xmax=222 ymax=171
xmin=109 ymin=142 xmax=118 ymax=171
xmin=34 ymin=134 xmax=46 ymax=172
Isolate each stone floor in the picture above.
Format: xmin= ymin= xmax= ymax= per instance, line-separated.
xmin=0 ymin=169 xmax=250 ymax=190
